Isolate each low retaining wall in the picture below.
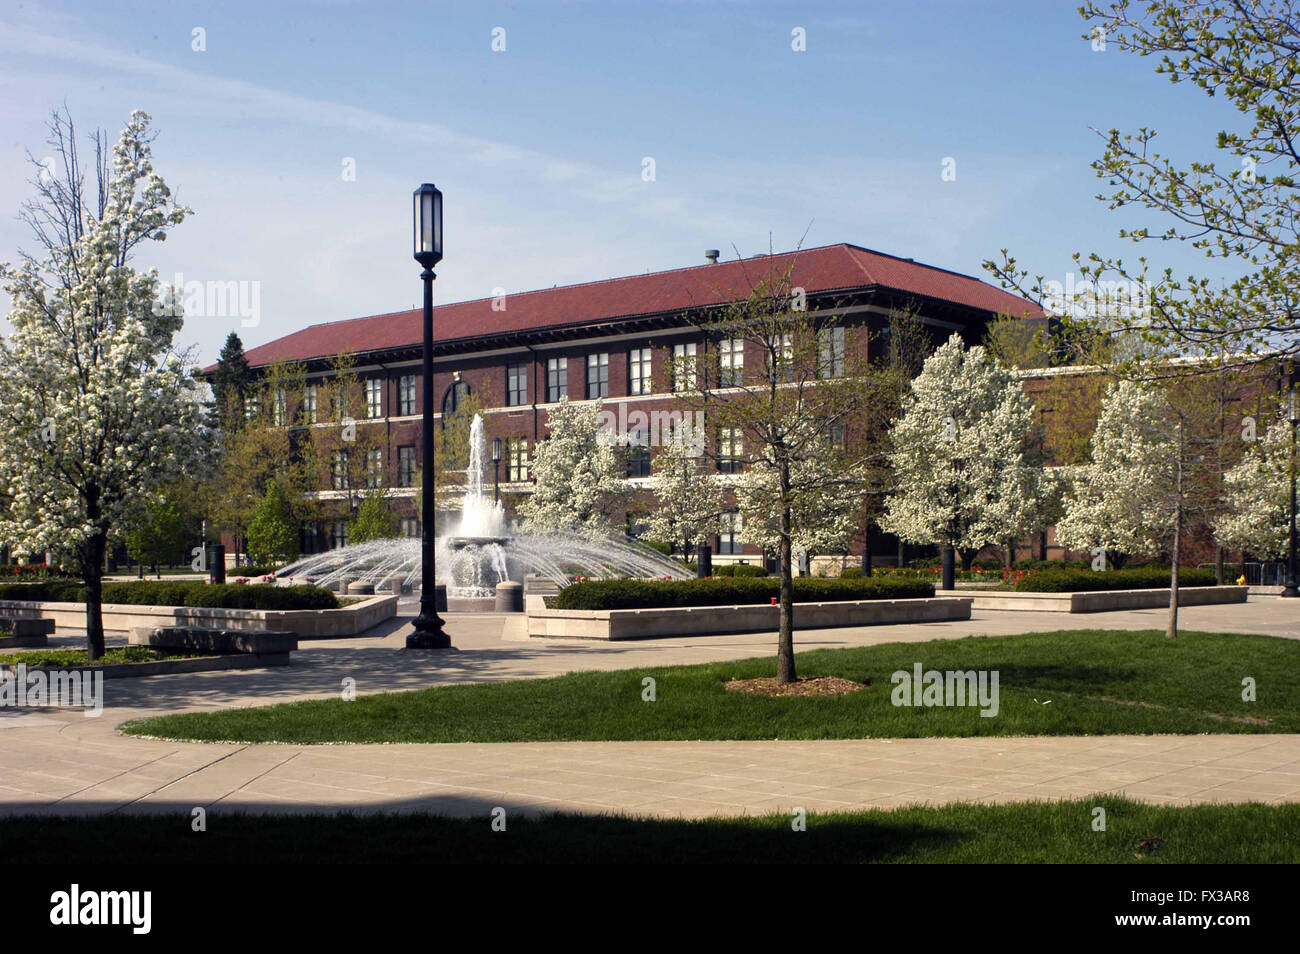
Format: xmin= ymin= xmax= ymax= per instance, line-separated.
xmin=937 ymin=585 xmax=1249 ymax=613
xmin=526 ymin=596 xmax=972 ymax=640
xmin=0 ymin=594 xmax=397 ymax=638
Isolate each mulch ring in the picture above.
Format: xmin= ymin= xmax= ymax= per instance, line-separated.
xmin=724 ymin=675 xmax=869 ymax=698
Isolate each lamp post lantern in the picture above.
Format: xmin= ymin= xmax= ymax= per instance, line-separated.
xmin=491 ymin=436 xmax=502 ymax=503
xmin=1284 ymin=366 xmax=1299 ymax=598
xmin=407 ymin=183 xmax=451 ymax=648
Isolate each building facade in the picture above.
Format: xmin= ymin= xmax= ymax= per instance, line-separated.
xmin=227 ymin=243 xmax=1043 ymax=563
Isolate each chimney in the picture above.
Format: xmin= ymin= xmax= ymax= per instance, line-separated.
xmin=704 ymin=249 xmax=720 ymax=264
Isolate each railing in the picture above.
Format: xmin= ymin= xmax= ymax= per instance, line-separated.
xmin=1202 ymin=562 xmax=1288 ymax=586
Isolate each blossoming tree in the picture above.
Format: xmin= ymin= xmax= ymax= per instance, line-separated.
xmin=516 ymin=397 xmax=631 ymax=536
xmin=1214 ymin=419 xmax=1295 ymax=560
xmin=879 ymin=334 xmax=1054 ymax=571
xmin=0 ymin=109 xmax=209 ymax=658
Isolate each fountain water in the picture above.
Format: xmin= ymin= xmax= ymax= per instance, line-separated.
xmin=277 ymin=413 xmax=690 ymax=600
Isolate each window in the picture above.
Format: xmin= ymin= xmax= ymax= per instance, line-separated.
xmin=299 ymin=521 xmax=320 ymax=556
xmin=302 ymin=385 xmax=318 ymax=424
xmin=331 ymin=385 xmax=347 ymax=422
xmin=442 ymin=380 xmax=470 ymax=420
xmin=827 ymin=421 xmax=847 ymax=449
xmin=506 ymin=362 xmax=528 ymax=406
xmin=626 ymin=429 xmax=651 ymax=477
xmin=718 ymin=511 xmax=743 ymax=554
xmin=506 ymin=437 xmax=530 ymax=482
xmin=398 ymin=374 xmax=416 ymax=416
xmin=718 ymin=427 xmax=743 ymax=474
xmin=401 ymin=517 xmax=419 ymax=538
xmin=546 ymin=357 xmax=568 ymax=402
xmin=586 ymin=352 xmax=609 ymax=399
xmin=271 ymin=388 xmax=286 ymax=426
xmin=330 ymin=520 xmax=349 ymax=550
xmin=366 ymin=448 xmax=384 ymax=489
xmin=818 ymin=325 xmax=846 ymax=378
xmin=365 ymin=378 xmax=383 ymax=419
xmin=719 ymin=338 xmax=744 ymax=387
xmin=244 ymin=393 xmax=260 ymax=421
xmin=672 ymin=342 xmax=697 ymax=392
xmin=331 ymin=449 xmax=350 ymax=491
xmin=767 ymin=333 xmax=793 ymax=383
xmin=629 ymin=348 xmax=652 ymax=395
xmin=397 ymin=445 xmax=417 ymax=488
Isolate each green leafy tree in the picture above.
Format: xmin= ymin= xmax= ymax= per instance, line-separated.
xmin=987 ymin=0 xmax=1300 ymax=372
xmin=125 ymin=496 xmax=188 ymax=576
xmin=350 ymin=491 xmax=398 ymax=543
xmin=246 ymin=479 xmax=299 ymax=567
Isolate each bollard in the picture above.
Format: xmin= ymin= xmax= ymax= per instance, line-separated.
xmin=494 ymin=581 xmax=523 ymax=612
xmin=696 ymin=544 xmax=712 ymax=578
xmin=208 ymin=544 xmax=226 ymax=584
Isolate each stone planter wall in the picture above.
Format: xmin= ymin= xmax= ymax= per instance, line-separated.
xmin=526 ymin=595 xmax=971 ymax=640
xmin=0 ymin=594 xmax=397 ymax=638
xmin=936 ymin=585 xmax=1249 ymax=613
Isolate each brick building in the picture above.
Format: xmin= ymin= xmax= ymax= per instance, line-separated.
xmin=231 ymin=243 xmax=1042 ymax=562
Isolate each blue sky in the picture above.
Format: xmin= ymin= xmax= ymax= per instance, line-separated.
xmin=0 ymin=0 xmax=1250 ymax=363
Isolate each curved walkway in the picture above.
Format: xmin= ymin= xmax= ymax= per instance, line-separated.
xmin=2 ymin=599 xmax=1298 ymax=818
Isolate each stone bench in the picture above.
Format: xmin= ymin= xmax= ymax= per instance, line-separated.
xmin=128 ymin=626 xmax=298 ymax=657
xmin=0 ymin=617 xmax=55 ymax=648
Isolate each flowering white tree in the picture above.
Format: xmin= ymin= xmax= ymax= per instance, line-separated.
xmin=0 ymin=109 xmax=209 ymax=658
xmin=1214 ymin=419 xmax=1294 ymax=560
xmin=736 ymin=418 xmax=862 ymax=557
xmin=643 ymin=433 xmax=723 ymax=555
xmin=879 ymin=333 xmax=1050 ymax=569
xmin=515 ymin=397 xmax=631 ymax=537
xmin=1055 ymin=379 xmax=1179 ymax=564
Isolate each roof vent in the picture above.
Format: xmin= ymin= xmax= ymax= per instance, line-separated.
xmin=705 ymin=249 xmax=720 ymax=264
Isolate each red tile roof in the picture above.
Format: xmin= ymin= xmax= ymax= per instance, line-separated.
xmin=238 ymin=243 xmax=1042 ymax=368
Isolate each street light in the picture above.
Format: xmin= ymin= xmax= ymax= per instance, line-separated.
xmin=491 ymin=436 xmax=502 ymax=503
xmin=1283 ymin=365 xmax=1299 ymax=598
xmin=407 ymin=183 xmax=450 ymax=648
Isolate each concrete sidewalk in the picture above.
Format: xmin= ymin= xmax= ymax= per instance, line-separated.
xmin=0 ymin=598 xmax=1297 ymax=818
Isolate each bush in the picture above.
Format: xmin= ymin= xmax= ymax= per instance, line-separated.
xmin=1013 ymin=567 xmax=1218 ymax=593
xmin=0 ymin=580 xmax=338 ymax=610
xmin=229 ymin=564 xmax=284 ymax=577
xmin=553 ymin=576 xmax=934 ymax=610
xmin=1012 ymin=558 xmax=1089 ymax=572
xmin=712 ymin=564 xmax=768 ymax=578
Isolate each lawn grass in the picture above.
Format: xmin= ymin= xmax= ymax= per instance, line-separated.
xmin=122 ymin=629 xmax=1300 ymax=743
xmin=0 ymin=647 xmax=199 ymax=667
xmin=0 ymin=796 xmax=1294 ymax=863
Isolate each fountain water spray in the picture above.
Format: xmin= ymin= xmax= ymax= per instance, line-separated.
xmin=278 ymin=413 xmax=690 ymax=599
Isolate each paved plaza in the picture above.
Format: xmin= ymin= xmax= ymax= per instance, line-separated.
xmin=1 ymin=598 xmax=1298 ymax=818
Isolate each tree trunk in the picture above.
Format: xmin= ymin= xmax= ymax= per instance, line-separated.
xmin=959 ymin=548 xmax=976 ymax=571
xmin=777 ymin=465 xmax=796 ymax=684
xmin=83 ymin=531 xmax=107 ymax=660
xmin=1215 ymin=546 xmax=1225 ymax=586
xmin=1167 ymin=426 xmax=1184 ymax=640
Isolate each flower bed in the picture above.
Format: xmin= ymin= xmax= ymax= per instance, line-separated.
xmin=552 ymin=576 xmax=934 ymax=611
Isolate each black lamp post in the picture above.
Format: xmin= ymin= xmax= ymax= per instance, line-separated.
xmin=1283 ymin=366 xmax=1299 ymax=598
xmin=491 ymin=436 xmax=502 ymax=503
xmin=407 ymin=183 xmax=451 ymax=648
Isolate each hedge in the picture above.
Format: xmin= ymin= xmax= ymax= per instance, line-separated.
xmin=0 ymin=580 xmax=337 ymax=610
xmin=712 ymin=564 xmax=768 ymax=578
xmin=1013 ymin=567 xmax=1218 ymax=593
xmin=552 ymin=576 xmax=934 ymax=610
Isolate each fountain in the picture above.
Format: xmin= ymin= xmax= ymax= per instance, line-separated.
xmin=277 ymin=413 xmax=690 ymax=605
